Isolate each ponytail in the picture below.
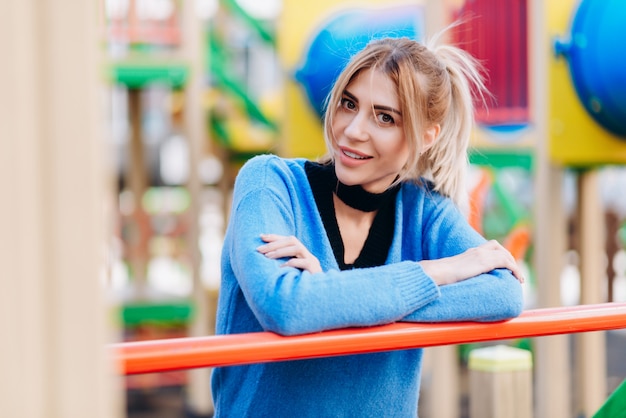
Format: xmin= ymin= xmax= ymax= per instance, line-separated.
xmin=421 ymin=27 xmax=488 ymax=211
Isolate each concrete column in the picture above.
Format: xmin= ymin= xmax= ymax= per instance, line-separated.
xmin=0 ymin=1 xmax=121 ymax=417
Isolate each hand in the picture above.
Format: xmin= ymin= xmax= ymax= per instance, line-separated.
xmin=420 ymin=240 xmax=525 ymax=286
xmin=256 ymin=234 xmax=322 ymax=274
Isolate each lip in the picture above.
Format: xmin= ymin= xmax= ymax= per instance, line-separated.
xmin=336 ymin=146 xmax=373 ymax=167
xmin=339 ymin=146 xmax=372 ymax=159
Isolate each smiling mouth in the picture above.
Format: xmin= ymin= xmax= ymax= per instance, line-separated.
xmin=342 ymin=149 xmax=372 ymax=160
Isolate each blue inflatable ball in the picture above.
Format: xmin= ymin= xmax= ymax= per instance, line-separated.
xmin=294 ymin=5 xmax=424 ymax=118
xmin=561 ymin=0 xmax=626 ymax=138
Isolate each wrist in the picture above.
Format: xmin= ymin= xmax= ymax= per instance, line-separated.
xmin=419 ymin=259 xmax=448 ymax=286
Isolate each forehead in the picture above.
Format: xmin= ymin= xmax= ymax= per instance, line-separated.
xmin=346 ymin=68 xmax=399 ymax=108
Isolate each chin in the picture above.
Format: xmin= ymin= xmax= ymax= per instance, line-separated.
xmin=334 ymin=166 xmax=360 ymax=186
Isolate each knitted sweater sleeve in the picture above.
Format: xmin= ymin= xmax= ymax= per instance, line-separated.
xmin=402 ymin=193 xmax=524 ymax=323
xmin=226 ymin=156 xmax=440 ymax=336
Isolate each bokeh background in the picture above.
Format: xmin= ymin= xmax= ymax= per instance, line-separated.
xmin=3 ymin=0 xmax=626 ymax=417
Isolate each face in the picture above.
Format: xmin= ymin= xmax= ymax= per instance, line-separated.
xmin=330 ymin=68 xmax=409 ymax=194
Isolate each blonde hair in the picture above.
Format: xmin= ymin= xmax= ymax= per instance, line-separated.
xmin=322 ymin=31 xmax=487 ymax=209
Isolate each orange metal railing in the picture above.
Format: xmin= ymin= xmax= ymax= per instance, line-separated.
xmin=111 ymin=302 xmax=626 ymax=375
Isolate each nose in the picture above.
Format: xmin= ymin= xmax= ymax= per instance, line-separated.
xmin=343 ymin=111 xmax=370 ymax=142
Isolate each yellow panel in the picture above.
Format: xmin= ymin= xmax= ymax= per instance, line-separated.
xmin=547 ymin=0 xmax=626 ymax=166
xmin=283 ymin=82 xmax=327 ymax=159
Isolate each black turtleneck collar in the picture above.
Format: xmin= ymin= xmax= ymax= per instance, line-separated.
xmin=335 ymin=178 xmax=400 ymax=212
xmin=304 ymin=161 xmax=398 ymax=270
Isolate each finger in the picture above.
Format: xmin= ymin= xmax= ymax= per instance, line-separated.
xmin=257 ymin=235 xmax=293 ymax=253
xmin=482 ymin=244 xmax=525 ymax=284
xmin=260 ymin=233 xmax=287 ymax=243
xmin=262 ymin=245 xmax=301 ymax=259
xmin=258 ymin=234 xmax=302 ymax=250
xmin=257 ymin=242 xmax=283 ymax=254
xmin=486 ymin=240 xmax=505 ymax=251
xmin=511 ymin=265 xmax=526 ymax=284
xmin=498 ymin=248 xmax=525 ymax=283
xmin=487 ymin=242 xmax=516 ymax=266
xmin=502 ymin=257 xmax=525 ymax=284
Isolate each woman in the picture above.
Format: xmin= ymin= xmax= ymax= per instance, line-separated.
xmin=211 ymin=36 xmax=525 ymax=417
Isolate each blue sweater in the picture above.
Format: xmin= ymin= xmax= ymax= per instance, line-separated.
xmin=212 ymin=155 xmax=523 ymax=417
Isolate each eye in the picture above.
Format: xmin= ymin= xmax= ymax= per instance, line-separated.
xmin=377 ymin=112 xmax=395 ymax=125
xmin=340 ymin=97 xmax=356 ymax=111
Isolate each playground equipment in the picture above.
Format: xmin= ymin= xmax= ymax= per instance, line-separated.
xmin=106 ymin=0 xmax=191 ymax=292
xmin=543 ymin=1 xmax=626 ymax=416
xmin=451 ymin=0 xmax=533 ymax=169
xmin=550 ymin=0 xmax=626 ymax=166
xmin=554 ymin=0 xmax=626 ymax=139
xmin=452 ymin=0 xmax=626 ymax=414
xmin=105 ymin=0 xmax=216 ymax=415
xmin=594 ymin=378 xmax=626 ymax=418
xmin=446 ymin=0 xmax=535 ymax=273
xmin=105 ymin=0 xmax=181 ymax=46
xmin=106 ymin=0 xmax=626 ymax=416
xmin=112 ymin=302 xmax=626 ymax=374
xmin=468 ymin=167 xmax=532 ymax=262
xmin=207 ymin=0 xmax=280 ymax=161
xmin=110 ymin=302 xmax=626 ymax=417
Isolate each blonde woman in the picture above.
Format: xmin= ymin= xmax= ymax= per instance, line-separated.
xmin=212 ymin=36 xmax=525 ymax=417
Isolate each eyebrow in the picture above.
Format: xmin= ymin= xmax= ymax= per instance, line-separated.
xmin=343 ymin=90 xmax=402 ymax=116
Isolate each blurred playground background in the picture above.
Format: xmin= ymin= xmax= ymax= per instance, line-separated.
xmin=3 ymin=0 xmax=626 ymax=417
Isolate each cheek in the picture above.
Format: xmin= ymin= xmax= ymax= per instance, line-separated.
xmin=390 ymin=136 xmax=409 ymax=161
xmin=392 ymin=141 xmax=411 ymax=171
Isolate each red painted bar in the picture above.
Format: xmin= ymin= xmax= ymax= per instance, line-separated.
xmin=111 ymin=303 xmax=626 ymax=375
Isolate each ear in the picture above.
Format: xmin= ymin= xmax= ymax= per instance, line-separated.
xmin=422 ymin=124 xmax=440 ymax=153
